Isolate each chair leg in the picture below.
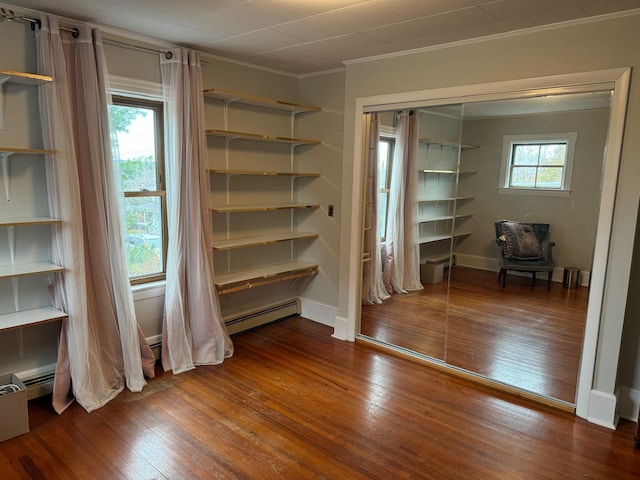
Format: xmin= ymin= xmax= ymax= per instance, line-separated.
xmin=498 ymin=268 xmax=507 ymax=288
xmin=532 ymin=272 xmax=536 ymax=285
xmin=547 ymin=271 xmax=552 ymax=290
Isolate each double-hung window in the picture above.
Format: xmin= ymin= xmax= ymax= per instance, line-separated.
xmin=109 ymin=96 xmax=167 ymax=283
xmin=377 ymin=128 xmax=395 ymax=241
xmin=499 ymin=133 xmax=577 ymax=196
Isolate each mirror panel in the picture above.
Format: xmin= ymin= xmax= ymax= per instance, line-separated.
xmin=360 ymin=90 xmax=611 ymax=404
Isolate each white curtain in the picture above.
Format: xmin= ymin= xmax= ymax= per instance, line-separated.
xmin=161 ymin=49 xmax=233 ymax=374
xmin=384 ymin=111 xmax=423 ymax=293
xmin=362 ymin=113 xmax=390 ymax=305
xmin=36 ymin=15 xmax=155 ymax=413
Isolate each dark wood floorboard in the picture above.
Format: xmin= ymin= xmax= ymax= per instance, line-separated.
xmin=1 ymin=316 xmax=638 ymax=479
xmin=361 ymin=266 xmax=588 ymax=402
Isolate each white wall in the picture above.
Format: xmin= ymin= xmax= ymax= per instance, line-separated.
xmin=337 ymin=14 xmax=640 ymax=422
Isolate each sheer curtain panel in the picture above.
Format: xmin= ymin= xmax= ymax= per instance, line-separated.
xmin=36 ymin=15 xmax=155 ymax=413
xmin=384 ymin=111 xmax=423 ymax=294
xmin=361 ymin=113 xmax=390 ymax=305
xmin=161 ymin=49 xmax=233 ymax=374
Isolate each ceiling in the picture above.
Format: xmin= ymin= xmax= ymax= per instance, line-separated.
xmin=2 ymin=0 xmax=640 ymax=75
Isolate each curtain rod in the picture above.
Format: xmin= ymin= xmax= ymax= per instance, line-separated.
xmin=0 ymin=7 xmax=79 ymax=37
xmin=102 ymin=37 xmax=173 ymax=59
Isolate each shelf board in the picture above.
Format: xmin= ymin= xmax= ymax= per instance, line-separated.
xmin=0 ymin=216 xmax=61 ymax=227
xmin=0 ymin=147 xmax=56 ymax=155
xmin=419 ymin=137 xmax=478 ymax=149
xmin=0 ymin=262 xmax=64 ymax=279
xmin=420 ymin=169 xmax=457 ymax=174
xmin=419 ymin=232 xmax=471 ymax=245
xmin=0 ymin=306 xmax=66 ymax=333
xmin=206 ymin=129 xmax=320 ymax=146
xmin=418 ymin=196 xmax=474 ymax=203
xmin=210 ymin=203 xmax=319 ymax=213
xmin=215 ymin=261 xmax=319 ymax=291
xmin=203 ymin=88 xmax=321 ymax=114
xmin=418 ymin=213 xmax=473 ymax=223
xmin=0 ymin=69 xmax=52 ymax=86
xmin=212 ymin=232 xmax=318 ymax=250
xmin=208 ymin=169 xmax=320 ymax=178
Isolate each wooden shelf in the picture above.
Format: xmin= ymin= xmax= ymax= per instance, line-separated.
xmin=206 ymin=129 xmax=320 ymax=146
xmin=421 ymin=169 xmax=457 ymax=174
xmin=208 ymin=169 xmax=320 ymax=178
xmin=418 ymin=213 xmax=473 ymax=223
xmin=204 ymin=88 xmax=321 ymax=114
xmin=418 ymin=196 xmax=474 ymax=203
xmin=210 ymin=203 xmax=319 ymax=213
xmin=0 ymin=69 xmax=52 ymax=86
xmin=215 ymin=261 xmax=319 ymax=295
xmin=0 ymin=306 xmax=66 ymax=333
xmin=212 ymin=232 xmax=318 ymax=250
xmin=419 ymin=137 xmax=478 ymax=149
xmin=419 ymin=232 xmax=471 ymax=245
xmin=0 ymin=147 xmax=56 ymax=155
xmin=0 ymin=262 xmax=64 ymax=279
xmin=0 ymin=217 xmax=61 ymax=227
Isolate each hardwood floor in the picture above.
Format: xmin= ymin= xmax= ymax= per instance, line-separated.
xmin=1 ymin=316 xmax=639 ymax=479
xmin=361 ymin=266 xmax=588 ymax=403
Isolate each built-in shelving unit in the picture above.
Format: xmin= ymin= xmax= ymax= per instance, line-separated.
xmin=204 ymin=87 xmax=321 ymax=297
xmin=0 ymin=69 xmax=67 ymax=337
xmin=417 ymin=137 xmax=477 ymax=270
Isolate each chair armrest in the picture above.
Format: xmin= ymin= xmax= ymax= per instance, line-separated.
xmin=541 ymin=240 xmax=555 ymax=262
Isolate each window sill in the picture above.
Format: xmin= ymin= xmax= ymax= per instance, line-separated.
xmin=131 ymin=280 xmax=166 ymax=301
xmin=497 ymin=187 xmax=570 ymax=197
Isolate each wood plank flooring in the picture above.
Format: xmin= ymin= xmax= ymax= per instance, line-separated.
xmin=1 ymin=316 xmax=639 ymax=479
xmin=361 ymin=267 xmax=588 ymax=403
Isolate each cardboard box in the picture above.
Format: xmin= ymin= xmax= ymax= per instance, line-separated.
xmin=0 ymin=374 xmax=29 ymax=442
xmin=420 ymin=262 xmax=444 ymax=284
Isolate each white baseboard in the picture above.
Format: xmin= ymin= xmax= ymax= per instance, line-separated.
xmin=300 ymin=298 xmax=336 ymax=328
xmin=587 ymin=389 xmax=619 ymax=429
xmin=455 ymin=254 xmax=590 ymax=286
xmin=616 ymin=385 xmax=640 ymax=421
xmin=332 ymin=316 xmax=350 ymax=341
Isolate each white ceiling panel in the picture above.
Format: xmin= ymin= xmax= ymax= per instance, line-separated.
xmin=272 ymin=2 xmax=405 ymax=42
xmin=1 ymin=0 xmax=639 ymax=74
xmin=205 ymin=28 xmax=305 ymax=56
xmin=180 ymin=0 xmax=311 ymax=37
xmin=360 ymin=6 xmax=499 ymax=44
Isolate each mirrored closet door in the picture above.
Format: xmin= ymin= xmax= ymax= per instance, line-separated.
xmin=360 ymin=89 xmax=612 ymax=405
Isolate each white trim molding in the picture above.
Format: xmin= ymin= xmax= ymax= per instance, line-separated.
xmin=587 ymin=390 xmax=619 ymax=429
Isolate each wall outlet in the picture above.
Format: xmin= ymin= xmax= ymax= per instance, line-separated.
xmin=328 ymin=204 xmax=334 ymax=217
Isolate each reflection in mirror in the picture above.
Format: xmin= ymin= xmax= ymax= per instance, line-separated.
xmin=359 ymin=90 xmax=611 ymax=405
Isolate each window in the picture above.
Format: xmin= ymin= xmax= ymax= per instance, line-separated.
xmin=499 ymin=133 xmax=577 ymax=196
xmin=109 ymin=96 xmax=167 ymax=283
xmin=377 ymin=132 xmax=395 ymax=240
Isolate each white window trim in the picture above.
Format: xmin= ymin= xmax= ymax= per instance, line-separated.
xmin=498 ymin=132 xmax=577 ymax=197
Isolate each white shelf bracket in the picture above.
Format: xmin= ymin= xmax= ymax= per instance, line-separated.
xmin=11 ymin=277 xmax=20 ymax=311
xmin=0 ymin=151 xmax=14 ymax=201
xmin=7 ymin=225 xmax=15 ymax=265
xmin=16 ymin=328 xmax=24 ymax=358
xmin=0 ymin=74 xmax=9 ymax=133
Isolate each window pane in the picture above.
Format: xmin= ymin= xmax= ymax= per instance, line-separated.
xmin=512 ymin=144 xmax=540 ymax=165
xmin=510 ymin=167 xmax=537 ymax=187
xmin=536 ymin=167 xmax=563 ymax=188
xmin=378 ymin=192 xmax=388 ymax=239
xmin=110 ymin=105 xmax=158 ymax=191
xmin=539 ymin=144 xmax=567 ymax=166
xmin=123 ymin=196 xmax=163 ymax=278
xmin=377 ymin=141 xmax=389 ymax=192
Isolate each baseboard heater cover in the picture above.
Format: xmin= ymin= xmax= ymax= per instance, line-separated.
xmin=224 ymin=298 xmax=301 ymax=335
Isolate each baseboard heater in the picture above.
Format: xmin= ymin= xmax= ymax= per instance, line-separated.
xmin=21 ymin=370 xmax=56 ymax=401
xmin=224 ymin=298 xmax=301 ymax=335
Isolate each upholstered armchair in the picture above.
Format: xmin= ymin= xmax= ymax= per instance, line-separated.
xmin=495 ymin=220 xmax=555 ymax=289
